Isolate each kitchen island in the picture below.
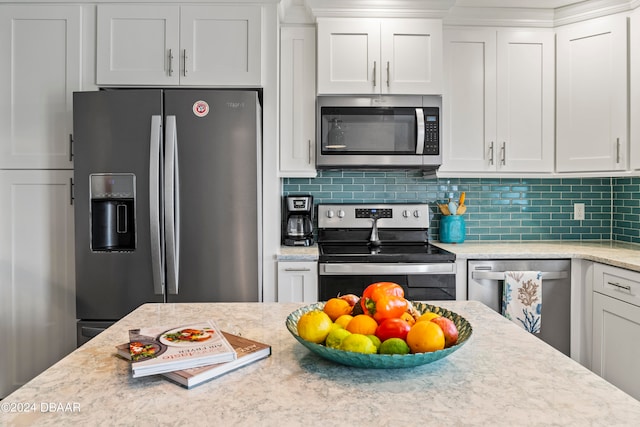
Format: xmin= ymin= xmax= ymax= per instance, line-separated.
xmin=2 ymin=301 xmax=640 ymax=426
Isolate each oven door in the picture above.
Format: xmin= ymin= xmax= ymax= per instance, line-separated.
xmin=318 ymin=263 xmax=456 ymax=301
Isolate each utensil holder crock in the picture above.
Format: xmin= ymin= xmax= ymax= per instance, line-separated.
xmin=440 ymin=215 xmax=465 ymax=243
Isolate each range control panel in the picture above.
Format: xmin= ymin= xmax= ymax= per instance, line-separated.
xmin=318 ymin=204 xmax=430 ymax=229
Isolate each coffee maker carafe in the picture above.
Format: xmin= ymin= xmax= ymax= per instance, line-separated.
xmin=283 ymin=195 xmax=314 ymax=246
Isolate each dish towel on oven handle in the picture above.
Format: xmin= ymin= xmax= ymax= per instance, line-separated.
xmin=501 ymin=271 xmax=542 ymax=334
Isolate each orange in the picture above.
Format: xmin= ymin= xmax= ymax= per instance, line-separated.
xmin=416 ymin=311 xmax=441 ymax=323
xmin=297 ymin=310 xmax=333 ymax=344
xmin=406 ymin=321 xmax=445 ymax=353
xmin=400 ymin=312 xmax=416 ymax=326
xmin=323 ymin=298 xmax=353 ymax=321
xmin=346 ymin=314 xmax=378 ymax=335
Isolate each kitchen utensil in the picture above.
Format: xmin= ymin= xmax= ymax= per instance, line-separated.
xmin=459 ymin=192 xmax=466 ymax=206
xmin=286 ymin=301 xmax=472 ymax=368
xmin=456 ymin=204 xmax=467 ymax=215
xmin=448 ymin=201 xmax=458 ymax=216
xmin=438 ymin=203 xmax=451 ymax=215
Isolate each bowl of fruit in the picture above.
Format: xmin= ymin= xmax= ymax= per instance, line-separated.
xmin=285 ymin=282 xmax=473 ymax=368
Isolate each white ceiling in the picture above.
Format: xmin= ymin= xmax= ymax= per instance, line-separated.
xmin=454 ymin=0 xmax=587 ymax=8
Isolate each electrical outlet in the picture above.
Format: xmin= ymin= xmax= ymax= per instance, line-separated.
xmin=574 ymin=203 xmax=585 ymax=220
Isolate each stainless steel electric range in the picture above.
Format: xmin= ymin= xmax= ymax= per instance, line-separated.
xmin=317 ymin=203 xmax=456 ymax=301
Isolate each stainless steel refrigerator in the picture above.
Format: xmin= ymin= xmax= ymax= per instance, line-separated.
xmin=73 ymin=89 xmax=262 ymax=345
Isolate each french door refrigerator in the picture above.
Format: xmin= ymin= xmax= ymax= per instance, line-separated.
xmin=73 ymin=89 xmax=262 ymax=345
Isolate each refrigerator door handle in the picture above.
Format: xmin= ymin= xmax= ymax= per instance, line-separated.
xmin=165 ymin=115 xmax=180 ymax=295
xmin=149 ymin=115 xmax=164 ymax=295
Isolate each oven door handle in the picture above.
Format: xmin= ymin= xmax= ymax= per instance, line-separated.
xmin=471 ymin=271 xmax=568 ymax=281
xmin=320 ymin=263 xmax=455 ymax=275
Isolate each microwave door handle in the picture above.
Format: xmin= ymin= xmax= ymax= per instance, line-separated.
xmin=149 ymin=115 xmax=164 ymax=295
xmin=415 ymin=108 xmax=425 ymax=155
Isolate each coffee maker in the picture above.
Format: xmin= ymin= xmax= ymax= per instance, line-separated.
xmin=282 ymin=195 xmax=314 ymax=246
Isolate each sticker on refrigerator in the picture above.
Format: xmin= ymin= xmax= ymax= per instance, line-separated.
xmin=192 ymin=100 xmax=209 ymax=117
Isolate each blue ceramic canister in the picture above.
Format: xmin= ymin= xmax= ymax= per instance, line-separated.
xmin=440 ymin=215 xmax=466 ymax=243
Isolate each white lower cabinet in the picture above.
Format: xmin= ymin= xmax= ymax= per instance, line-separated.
xmin=277 ymin=261 xmax=318 ymax=303
xmin=0 ymin=170 xmax=76 ymax=398
xmin=592 ymin=263 xmax=640 ymax=400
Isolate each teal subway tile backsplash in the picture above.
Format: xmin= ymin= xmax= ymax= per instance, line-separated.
xmin=282 ymin=170 xmax=630 ymax=242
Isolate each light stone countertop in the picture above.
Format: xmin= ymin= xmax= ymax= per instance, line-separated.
xmin=278 ymin=240 xmax=640 ymax=272
xmin=277 ymin=244 xmax=319 ymax=261
xmin=433 ymin=240 xmax=640 ymax=272
xmin=2 ymin=301 xmax=640 ymax=426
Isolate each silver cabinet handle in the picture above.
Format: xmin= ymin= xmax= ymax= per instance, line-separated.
xmin=308 ymin=139 xmax=312 ymax=165
xmin=373 ymin=61 xmax=377 ymax=87
xmin=183 ymin=49 xmax=188 ymax=77
xmin=616 ymin=137 xmax=620 ymax=163
xmin=386 ymin=61 xmax=390 ymax=87
xmin=168 ymin=49 xmax=174 ymax=76
xmin=149 ymin=115 xmax=164 ymax=295
xmin=471 ymin=271 xmax=568 ymax=280
xmin=69 ymin=177 xmax=74 ymax=205
xmin=607 ymin=281 xmax=632 ymax=292
xmin=321 ymin=263 xmax=455 ymax=275
xmin=501 ymin=141 xmax=506 ymax=165
xmin=488 ymin=141 xmax=494 ymax=165
xmin=284 ymin=268 xmax=311 ymax=272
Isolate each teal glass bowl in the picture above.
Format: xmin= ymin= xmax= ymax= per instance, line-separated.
xmin=285 ymin=302 xmax=472 ymax=369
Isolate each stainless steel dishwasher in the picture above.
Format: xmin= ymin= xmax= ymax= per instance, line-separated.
xmin=468 ymin=259 xmax=571 ymax=356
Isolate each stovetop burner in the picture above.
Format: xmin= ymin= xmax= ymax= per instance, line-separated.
xmin=319 ymin=242 xmax=455 ymax=263
xmin=316 ymin=203 xmax=455 ymax=264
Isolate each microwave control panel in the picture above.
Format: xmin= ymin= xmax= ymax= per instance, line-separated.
xmin=423 ymin=107 xmax=439 ymax=155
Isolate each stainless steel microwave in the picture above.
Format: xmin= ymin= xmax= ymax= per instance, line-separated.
xmin=316 ymin=95 xmax=442 ymax=170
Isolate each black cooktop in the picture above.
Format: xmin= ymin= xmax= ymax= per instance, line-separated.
xmin=319 ymin=242 xmax=455 ymax=263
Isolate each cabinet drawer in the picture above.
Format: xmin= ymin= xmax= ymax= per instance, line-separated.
xmin=593 ymin=263 xmax=640 ymax=307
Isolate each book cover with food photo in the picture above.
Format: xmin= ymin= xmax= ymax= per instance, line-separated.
xmin=116 ymin=332 xmax=271 ymax=388
xmin=127 ymin=320 xmax=237 ymax=378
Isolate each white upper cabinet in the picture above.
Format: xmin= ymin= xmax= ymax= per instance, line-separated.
xmin=0 ymin=5 xmax=81 ymax=169
xmin=317 ymin=18 xmax=442 ymax=95
xmin=279 ymin=26 xmax=317 ymax=177
xmin=97 ymin=4 xmax=261 ymax=86
xmin=630 ymin=8 xmax=640 ymax=171
xmin=556 ymin=14 xmax=628 ymax=172
xmin=441 ymin=28 xmax=554 ymax=174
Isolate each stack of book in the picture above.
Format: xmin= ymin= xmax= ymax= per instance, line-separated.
xmin=117 ymin=319 xmax=271 ymax=389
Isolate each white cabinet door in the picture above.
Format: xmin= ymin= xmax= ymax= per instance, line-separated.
xmin=317 ymin=18 xmax=443 ymax=95
xmin=280 ymin=27 xmax=316 ymax=177
xmin=380 ymin=19 xmax=442 ymax=94
xmin=180 ymin=5 xmax=261 ymax=86
xmin=0 ymin=170 xmax=75 ymax=398
xmin=592 ymin=292 xmax=640 ymax=400
xmin=317 ymin=19 xmax=380 ymax=94
xmin=441 ymin=28 xmax=554 ymax=174
xmin=556 ymin=14 xmax=627 ymax=172
xmin=96 ymin=5 xmax=180 ymax=86
xmin=496 ymin=30 xmax=554 ymax=172
xmin=630 ymin=8 xmax=640 ymax=171
xmin=441 ymin=28 xmax=496 ymax=172
xmin=277 ymin=261 xmax=318 ymax=303
xmin=0 ymin=5 xmax=80 ymax=169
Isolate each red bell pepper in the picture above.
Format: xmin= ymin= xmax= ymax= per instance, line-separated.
xmin=360 ymin=282 xmax=408 ymax=322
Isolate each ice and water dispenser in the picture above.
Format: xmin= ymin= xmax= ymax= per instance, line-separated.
xmin=90 ymin=174 xmax=136 ymax=251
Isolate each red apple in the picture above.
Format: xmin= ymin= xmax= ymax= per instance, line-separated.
xmin=338 ymin=293 xmax=359 ymax=307
xmin=430 ymin=316 xmax=459 ymax=347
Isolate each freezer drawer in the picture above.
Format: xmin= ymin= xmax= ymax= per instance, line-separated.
xmin=467 ymin=259 xmax=571 ymax=356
